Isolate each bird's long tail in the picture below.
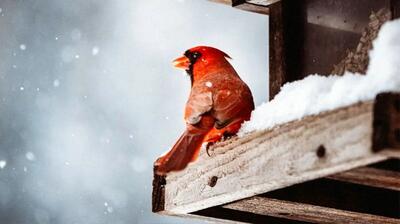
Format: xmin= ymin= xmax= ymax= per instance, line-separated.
xmin=155 ymin=130 xmax=206 ymax=175
xmin=155 ymin=116 xmax=214 ymax=175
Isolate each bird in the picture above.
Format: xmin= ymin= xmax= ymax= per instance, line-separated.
xmin=155 ymin=46 xmax=254 ymax=175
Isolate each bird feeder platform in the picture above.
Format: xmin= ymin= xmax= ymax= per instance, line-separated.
xmin=153 ymin=93 xmax=400 ymax=223
xmin=153 ymin=0 xmax=400 ymax=223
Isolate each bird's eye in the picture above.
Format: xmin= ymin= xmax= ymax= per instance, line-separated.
xmin=192 ymin=52 xmax=199 ymax=58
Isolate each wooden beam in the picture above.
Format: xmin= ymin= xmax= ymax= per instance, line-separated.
xmin=382 ymin=149 xmax=400 ymax=159
xmin=234 ymin=2 xmax=269 ymax=14
xmin=223 ymin=197 xmax=400 ymax=224
xmin=208 ymin=0 xmax=270 ymax=15
xmin=153 ymin=99 xmax=391 ymax=214
xmin=246 ymin=0 xmax=280 ymax=6
xmin=268 ymin=0 xmax=285 ymax=100
xmin=373 ymin=92 xmax=400 ymax=151
xmin=327 ymin=167 xmax=400 ymax=191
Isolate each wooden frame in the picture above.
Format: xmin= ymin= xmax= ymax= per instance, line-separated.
xmin=154 ymin=1 xmax=400 ymax=223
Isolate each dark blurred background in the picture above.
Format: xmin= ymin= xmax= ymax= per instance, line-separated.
xmin=0 ymin=0 xmax=268 ymax=223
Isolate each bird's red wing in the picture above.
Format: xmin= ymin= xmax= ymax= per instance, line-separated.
xmin=212 ymin=83 xmax=254 ymax=128
xmin=184 ymin=88 xmax=213 ymax=125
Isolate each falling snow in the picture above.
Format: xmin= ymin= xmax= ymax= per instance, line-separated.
xmin=0 ymin=0 xmax=269 ymax=223
xmin=19 ymin=44 xmax=26 ymax=50
xmin=205 ymin=81 xmax=213 ymax=87
xmin=92 ymin=46 xmax=99 ymax=55
xmin=0 ymin=160 xmax=6 ymax=169
xmin=53 ymin=79 xmax=60 ymax=87
xmin=25 ymin=152 xmax=36 ymax=161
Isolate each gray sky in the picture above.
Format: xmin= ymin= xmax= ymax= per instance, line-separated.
xmin=0 ymin=0 xmax=268 ymax=223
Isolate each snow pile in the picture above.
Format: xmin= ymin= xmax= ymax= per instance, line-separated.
xmin=240 ymin=19 xmax=400 ymax=134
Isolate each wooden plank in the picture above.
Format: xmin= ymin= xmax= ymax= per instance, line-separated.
xmin=262 ymin=177 xmax=400 ymax=218
xmin=373 ymin=93 xmax=400 ymax=151
xmin=153 ymin=100 xmax=390 ymax=214
xmin=235 ymin=2 xmax=269 ymax=14
xmin=382 ymin=149 xmax=400 ymax=159
xmin=208 ymin=0 xmax=233 ymax=5
xmin=246 ymin=0 xmax=280 ymax=6
xmin=392 ymin=0 xmax=400 ymax=19
xmin=174 ymin=213 xmax=248 ymax=224
xmin=209 ymin=0 xmax=280 ymax=7
xmin=327 ymin=167 xmax=400 ymax=191
xmin=268 ymin=0 xmax=285 ymax=100
xmin=208 ymin=0 xmax=270 ymax=14
xmin=223 ymin=197 xmax=400 ymax=224
xmin=192 ymin=206 xmax=306 ymax=223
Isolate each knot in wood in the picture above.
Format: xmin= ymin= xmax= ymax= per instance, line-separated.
xmin=316 ymin=145 xmax=326 ymax=158
xmin=208 ymin=176 xmax=218 ymax=187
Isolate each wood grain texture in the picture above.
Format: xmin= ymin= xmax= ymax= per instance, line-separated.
xmin=235 ymin=2 xmax=269 ymax=14
xmin=382 ymin=149 xmax=400 ymax=158
xmin=208 ymin=0 xmax=270 ymax=14
xmin=155 ymin=101 xmax=390 ymax=214
xmin=327 ymin=167 xmax=400 ymax=191
xmin=268 ymin=1 xmax=285 ymax=100
xmin=208 ymin=0 xmax=233 ymax=5
xmin=247 ymin=0 xmax=281 ymax=6
xmin=373 ymin=93 xmax=400 ymax=151
xmin=223 ymin=197 xmax=400 ymax=224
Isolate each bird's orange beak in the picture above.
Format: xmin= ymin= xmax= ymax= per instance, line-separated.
xmin=172 ymin=56 xmax=190 ymax=70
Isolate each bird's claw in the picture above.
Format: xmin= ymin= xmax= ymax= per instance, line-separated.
xmin=205 ymin=142 xmax=214 ymax=157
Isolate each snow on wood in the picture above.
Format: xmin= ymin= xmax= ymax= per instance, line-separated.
xmin=240 ymin=19 xmax=400 ymax=134
xmin=153 ymin=100 xmax=391 ymax=214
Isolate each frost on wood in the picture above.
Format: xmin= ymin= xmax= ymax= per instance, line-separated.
xmin=241 ymin=19 xmax=400 ymax=134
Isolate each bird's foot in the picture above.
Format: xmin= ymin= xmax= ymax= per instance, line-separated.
xmin=205 ymin=142 xmax=215 ymax=157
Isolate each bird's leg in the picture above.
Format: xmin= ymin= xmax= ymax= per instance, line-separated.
xmin=203 ymin=129 xmax=223 ymax=156
xmin=221 ymin=121 xmax=242 ymax=140
xmin=203 ymin=119 xmax=244 ymax=156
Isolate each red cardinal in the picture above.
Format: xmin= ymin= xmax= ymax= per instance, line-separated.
xmin=155 ymin=46 xmax=254 ymax=175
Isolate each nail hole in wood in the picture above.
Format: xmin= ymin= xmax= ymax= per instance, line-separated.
xmin=316 ymin=145 xmax=326 ymax=158
xmin=208 ymin=176 xmax=218 ymax=187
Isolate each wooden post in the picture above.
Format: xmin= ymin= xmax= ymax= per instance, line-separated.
xmin=373 ymin=93 xmax=400 ymax=152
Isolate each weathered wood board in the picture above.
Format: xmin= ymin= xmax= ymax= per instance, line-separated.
xmin=208 ymin=0 xmax=270 ymax=14
xmin=327 ymin=167 xmax=400 ymax=191
xmin=153 ymin=96 xmax=398 ymax=214
xmin=223 ymin=197 xmax=400 ymax=224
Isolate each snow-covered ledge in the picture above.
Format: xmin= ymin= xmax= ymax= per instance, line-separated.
xmin=152 ymin=93 xmax=399 ymax=214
